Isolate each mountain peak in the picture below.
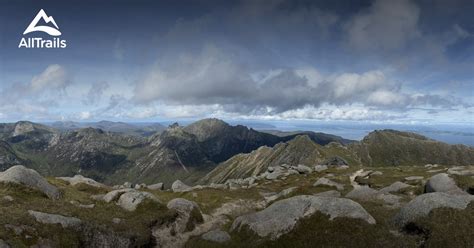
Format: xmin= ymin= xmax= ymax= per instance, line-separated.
xmin=184 ymin=118 xmax=230 ymax=141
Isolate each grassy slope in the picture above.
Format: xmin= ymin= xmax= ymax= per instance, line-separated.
xmin=0 ymin=165 xmax=473 ymax=247
xmin=351 ymin=130 xmax=474 ymax=167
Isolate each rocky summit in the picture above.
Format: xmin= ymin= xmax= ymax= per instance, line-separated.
xmin=0 ymin=119 xmax=473 ymax=247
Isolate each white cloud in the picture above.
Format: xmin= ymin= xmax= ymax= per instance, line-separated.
xmin=367 ymin=90 xmax=407 ymax=106
xmin=30 ymin=64 xmax=69 ymax=92
xmin=330 ymin=70 xmax=393 ymax=99
xmin=78 ymin=111 xmax=92 ymax=120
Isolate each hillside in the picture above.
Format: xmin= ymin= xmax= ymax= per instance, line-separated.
xmin=351 ymin=129 xmax=474 ymax=166
xmin=262 ymin=130 xmax=354 ymax=145
xmin=202 ymin=129 xmax=474 ymax=184
xmin=0 ymin=141 xmax=22 ymax=170
xmin=48 ymin=121 xmax=166 ymax=137
xmin=200 ymin=135 xmax=360 ymax=184
xmin=43 ymin=128 xmax=146 ymax=181
xmin=184 ymin=118 xmax=282 ymax=163
xmin=127 ymin=124 xmax=215 ymax=186
xmin=1 ymin=120 xmax=473 ymax=187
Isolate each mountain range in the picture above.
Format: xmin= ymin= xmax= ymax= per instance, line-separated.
xmin=0 ymin=118 xmax=472 ymax=187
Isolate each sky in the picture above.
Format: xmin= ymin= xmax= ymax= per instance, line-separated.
xmin=0 ymin=0 xmax=473 ymax=126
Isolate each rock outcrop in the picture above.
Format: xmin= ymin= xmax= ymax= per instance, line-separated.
xmin=425 ymin=173 xmax=465 ymax=194
xmin=231 ymin=195 xmax=375 ymax=239
xmin=117 ymin=191 xmax=161 ymax=211
xmin=313 ymin=178 xmax=344 ymax=190
xmin=346 ymin=186 xmax=401 ymax=206
xmin=166 ymin=198 xmax=204 ymax=233
xmin=201 ymin=135 xmax=359 ymax=184
xmin=172 ymin=180 xmax=192 ymax=192
xmin=0 ymin=165 xmax=60 ymax=199
xmin=154 ymin=198 xmax=204 ymax=248
xmin=201 ymin=229 xmax=231 ymax=243
xmin=393 ymin=192 xmax=474 ymax=227
xmin=102 ymin=189 xmax=134 ymax=203
xmin=58 ymin=175 xmax=106 ymax=188
xmin=379 ymin=181 xmax=411 ymax=193
xmin=28 ymin=210 xmax=82 ymax=228
xmin=147 ymin=182 xmax=164 ymax=190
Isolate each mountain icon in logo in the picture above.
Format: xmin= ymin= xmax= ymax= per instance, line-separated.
xmin=23 ymin=9 xmax=61 ymax=36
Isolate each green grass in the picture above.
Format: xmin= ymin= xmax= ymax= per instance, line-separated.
xmin=403 ymin=202 xmax=474 ymax=248
xmin=0 ymin=164 xmax=472 ymax=247
xmin=0 ymin=179 xmax=175 ymax=247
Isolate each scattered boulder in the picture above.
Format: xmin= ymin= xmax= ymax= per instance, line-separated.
xmin=0 ymin=165 xmax=60 ymax=199
xmin=172 ymin=180 xmax=192 ymax=192
xmin=357 ymin=170 xmax=373 ymax=179
xmin=57 ymin=175 xmax=105 ymax=188
xmin=313 ymin=178 xmax=344 ymax=190
xmin=134 ymin=183 xmax=147 ymax=190
xmin=231 ymin=195 xmax=375 ymax=240
xmin=425 ymin=173 xmax=466 ymax=194
xmin=117 ymin=191 xmax=161 ymax=211
xmin=293 ymin=164 xmax=312 ymax=174
xmin=265 ymin=168 xmax=285 ymax=180
xmin=208 ymin=183 xmax=228 ymax=190
xmin=70 ymin=200 xmax=95 ymax=209
xmin=313 ymin=165 xmax=328 ymax=172
xmin=346 ymin=186 xmax=401 ymax=206
xmin=314 ymin=190 xmax=341 ymax=197
xmin=102 ymin=189 xmax=134 ymax=203
xmin=2 ymin=195 xmax=13 ymax=202
xmin=405 ymin=176 xmax=424 ymax=181
xmin=424 ymin=164 xmax=440 ymax=168
xmin=447 ymin=166 xmax=474 ymax=176
xmin=167 ymin=198 xmax=204 ymax=233
xmin=28 ymin=210 xmax=82 ymax=228
xmin=379 ymin=182 xmax=412 ymax=193
xmin=147 ymin=182 xmax=164 ymax=190
xmin=122 ymin=182 xmax=132 ymax=188
xmin=371 ymin=171 xmax=383 ymax=176
xmin=346 ymin=186 xmax=379 ymax=200
xmin=393 ymin=192 xmax=474 ymax=227
xmin=201 ymin=229 xmax=231 ymax=243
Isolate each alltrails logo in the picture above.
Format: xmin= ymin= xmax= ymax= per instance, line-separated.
xmin=18 ymin=9 xmax=67 ymax=48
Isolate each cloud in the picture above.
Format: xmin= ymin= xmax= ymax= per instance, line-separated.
xmin=83 ymin=81 xmax=109 ymax=105
xmin=0 ymin=64 xmax=70 ymax=120
xmin=78 ymin=111 xmax=92 ymax=120
xmin=30 ymin=64 xmax=70 ymax=92
xmin=345 ymin=0 xmax=421 ymax=52
xmin=132 ymin=45 xmax=465 ymax=117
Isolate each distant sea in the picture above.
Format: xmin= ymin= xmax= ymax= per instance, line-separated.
xmin=232 ymin=120 xmax=474 ymax=147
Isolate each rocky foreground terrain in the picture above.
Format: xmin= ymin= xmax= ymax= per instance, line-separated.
xmin=0 ymin=118 xmax=473 ymax=247
xmin=0 ymin=162 xmax=473 ymax=247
